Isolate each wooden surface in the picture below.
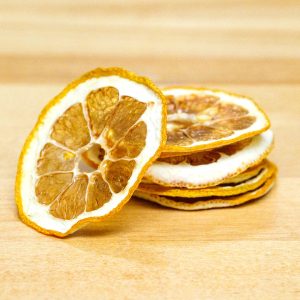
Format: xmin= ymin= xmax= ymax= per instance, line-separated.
xmin=1 ymin=1 xmax=300 ymax=299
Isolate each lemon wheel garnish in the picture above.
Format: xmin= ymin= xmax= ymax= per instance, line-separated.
xmin=138 ymin=160 xmax=275 ymax=197
xmin=162 ymin=87 xmax=270 ymax=154
xmin=134 ymin=168 xmax=277 ymax=211
xmin=15 ymin=67 xmax=167 ymax=237
xmin=144 ymin=130 xmax=273 ymax=188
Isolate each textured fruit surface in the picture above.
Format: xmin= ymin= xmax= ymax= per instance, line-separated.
xmin=16 ymin=67 xmax=166 ymax=237
xmin=163 ymin=87 xmax=270 ymax=153
xmin=157 ymin=138 xmax=252 ymax=166
xmin=36 ymin=96 xmax=145 ymax=221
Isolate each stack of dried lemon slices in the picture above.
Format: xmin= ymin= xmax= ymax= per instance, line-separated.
xmin=83 ymin=86 xmax=276 ymax=211
xmin=134 ymin=87 xmax=276 ymax=210
xmin=16 ymin=69 xmax=276 ymax=237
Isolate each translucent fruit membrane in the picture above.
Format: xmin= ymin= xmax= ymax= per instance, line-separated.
xmin=35 ymin=86 xmax=148 ymax=220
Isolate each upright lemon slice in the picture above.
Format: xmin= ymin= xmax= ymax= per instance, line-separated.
xmin=163 ymin=87 xmax=270 ymax=154
xmin=16 ymin=67 xmax=166 ymax=237
xmin=144 ymin=130 xmax=273 ymax=188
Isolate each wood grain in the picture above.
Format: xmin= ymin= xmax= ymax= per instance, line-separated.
xmin=0 ymin=1 xmax=299 ymax=299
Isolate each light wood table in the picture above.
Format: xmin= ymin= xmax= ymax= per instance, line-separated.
xmin=0 ymin=1 xmax=299 ymax=299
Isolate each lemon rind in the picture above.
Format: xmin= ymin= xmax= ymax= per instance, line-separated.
xmin=134 ymin=172 xmax=276 ymax=211
xmin=15 ymin=67 xmax=167 ymax=237
xmin=144 ymin=130 xmax=274 ymax=189
xmin=162 ymin=86 xmax=271 ymax=153
xmin=138 ymin=160 xmax=276 ymax=197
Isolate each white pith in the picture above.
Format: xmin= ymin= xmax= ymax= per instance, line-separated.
xmin=20 ymin=75 xmax=164 ymax=234
xmin=145 ymin=130 xmax=273 ymax=187
xmin=164 ymin=88 xmax=269 ymax=149
xmin=139 ymin=162 xmax=274 ymax=197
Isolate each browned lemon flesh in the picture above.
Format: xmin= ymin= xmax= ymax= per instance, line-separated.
xmin=110 ymin=121 xmax=147 ymax=159
xmin=163 ymin=87 xmax=269 ymax=153
xmin=83 ymin=121 xmax=148 ymax=168
xmin=157 ymin=138 xmax=252 ymax=166
xmin=35 ymin=88 xmax=148 ymax=221
xmin=50 ymin=174 xmax=89 ymax=220
xmin=104 ymin=96 xmax=147 ymax=147
xmin=104 ymin=160 xmax=136 ymax=193
xmin=134 ymin=172 xmax=276 ymax=211
xmin=51 ymin=103 xmax=91 ymax=151
xmin=138 ymin=160 xmax=275 ymax=197
xmin=37 ymin=143 xmax=76 ymax=175
xmin=86 ymin=86 xmax=119 ymax=138
xmin=35 ymin=172 xmax=73 ymax=205
xmin=16 ymin=67 xmax=167 ymax=237
xmin=86 ymin=172 xmax=112 ymax=212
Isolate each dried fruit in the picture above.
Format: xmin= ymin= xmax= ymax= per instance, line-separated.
xmin=144 ymin=130 xmax=273 ymax=188
xmin=135 ymin=168 xmax=277 ymax=211
xmin=16 ymin=67 xmax=167 ymax=237
xmin=138 ymin=160 xmax=275 ymax=197
xmin=163 ymin=87 xmax=270 ymax=154
xmin=137 ymin=88 xmax=276 ymax=211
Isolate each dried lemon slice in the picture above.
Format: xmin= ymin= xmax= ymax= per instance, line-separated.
xmin=144 ymin=130 xmax=273 ymax=188
xmin=140 ymin=160 xmax=265 ymax=186
xmin=138 ymin=160 xmax=276 ymax=197
xmin=16 ymin=67 xmax=167 ymax=237
xmin=134 ymin=171 xmax=277 ymax=211
xmin=163 ymin=87 xmax=270 ymax=154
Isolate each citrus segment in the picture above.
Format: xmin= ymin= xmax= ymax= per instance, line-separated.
xmin=104 ymin=96 xmax=147 ymax=148
xmin=158 ymin=138 xmax=252 ymax=166
xmin=35 ymin=172 xmax=73 ymax=205
xmin=163 ymin=87 xmax=270 ymax=153
xmin=50 ymin=174 xmax=89 ymax=220
xmin=104 ymin=160 xmax=136 ymax=193
xmin=16 ymin=67 xmax=166 ymax=236
xmin=86 ymin=173 xmax=112 ymax=212
xmin=166 ymin=94 xmax=219 ymax=114
xmin=167 ymin=129 xmax=193 ymax=146
xmin=158 ymin=150 xmax=220 ymax=166
xmin=205 ymin=101 xmax=248 ymax=119
xmin=37 ymin=143 xmax=76 ymax=175
xmin=51 ymin=103 xmax=90 ymax=150
xmin=86 ymin=86 xmax=119 ymax=138
xmin=182 ymin=124 xmax=232 ymax=143
xmin=212 ymin=116 xmax=256 ymax=131
xmin=111 ymin=121 xmax=147 ymax=159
